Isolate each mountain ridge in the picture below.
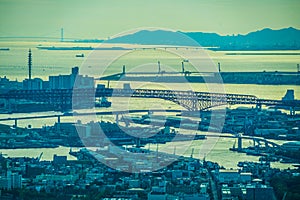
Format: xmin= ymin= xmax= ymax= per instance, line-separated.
xmin=106 ymin=27 xmax=300 ymax=50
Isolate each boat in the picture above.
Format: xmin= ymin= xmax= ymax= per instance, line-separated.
xmin=75 ymin=53 xmax=84 ymax=57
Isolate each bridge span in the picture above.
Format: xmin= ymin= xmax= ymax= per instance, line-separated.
xmin=0 ymin=109 xmax=181 ymax=128
xmin=0 ymin=88 xmax=299 ymax=112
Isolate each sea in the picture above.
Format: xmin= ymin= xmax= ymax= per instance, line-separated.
xmin=0 ymin=40 xmax=299 ymax=169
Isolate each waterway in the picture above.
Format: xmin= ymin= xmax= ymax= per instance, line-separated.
xmin=0 ymin=146 xmax=80 ymax=161
xmin=0 ymin=40 xmax=299 ymax=170
xmin=1 ymin=41 xmax=300 ymax=80
xmin=0 ymin=98 xmax=296 ymax=170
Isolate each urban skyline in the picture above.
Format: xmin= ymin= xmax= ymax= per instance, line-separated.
xmin=0 ymin=1 xmax=300 ymax=199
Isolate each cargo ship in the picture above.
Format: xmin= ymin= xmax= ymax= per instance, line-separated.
xmin=75 ymin=53 xmax=84 ymax=57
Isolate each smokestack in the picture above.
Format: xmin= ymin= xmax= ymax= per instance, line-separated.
xmin=181 ymin=61 xmax=185 ymax=73
xmin=28 ymin=49 xmax=32 ymax=80
xmin=218 ymin=62 xmax=221 ymax=72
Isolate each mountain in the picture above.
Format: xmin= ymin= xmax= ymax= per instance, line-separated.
xmin=106 ymin=30 xmax=198 ymax=46
xmin=106 ymin=27 xmax=300 ymax=50
xmin=185 ymin=27 xmax=300 ymax=50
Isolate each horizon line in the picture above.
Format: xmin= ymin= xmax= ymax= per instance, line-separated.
xmin=0 ymin=26 xmax=299 ymax=41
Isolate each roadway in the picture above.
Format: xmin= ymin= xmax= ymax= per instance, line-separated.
xmin=0 ymin=109 xmax=182 ymax=122
xmin=0 ymin=109 xmax=281 ymax=148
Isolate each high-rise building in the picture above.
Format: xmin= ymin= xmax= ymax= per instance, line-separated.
xmin=11 ymin=173 xmax=22 ymax=189
xmin=49 ymin=67 xmax=94 ymax=89
xmin=22 ymin=78 xmax=43 ymax=90
xmin=0 ymin=171 xmax=22 ymax=190
xmin=0 ymin=176 xmax=11 ymax=190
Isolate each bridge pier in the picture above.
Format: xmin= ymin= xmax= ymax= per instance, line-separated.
xmin=116 ymin=114 xmax=119 ymax=125
xmin=136 ymin=138 xmax=141 ymax=147
xmin=238 ymin=135 xmax=242 ymax=152
xmin=14 ymin=119 xmax=17 ymax=128
xmin=57 ymin=116 xmax=61 ymax=133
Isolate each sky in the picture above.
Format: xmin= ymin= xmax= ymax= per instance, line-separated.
xmin=0 ymin=0 xmax=299 ymax=39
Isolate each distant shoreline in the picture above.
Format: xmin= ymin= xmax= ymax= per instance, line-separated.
xmin=226 ymin=52 xmax=300 ymax=55
xmin=36 ymin=46 xmax=132 ymax=51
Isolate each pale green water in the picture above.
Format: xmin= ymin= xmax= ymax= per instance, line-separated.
xmin=2 ymin=41 xmax=299 ymax=102
xmin=0 ymin=146 xmax=80 ymax=161
xmin=0 ymin=40 xmax=299 ymax=169
xmin=148 ymin=138 xmax=292 ymax=169
xmin=0 ymin=135 xmax=292 ymax=169
xmin=0 ymin=41 xmax=89 ymax=80
xmin=1 ymin=41 xmax=300 ymax=80
xmin=209 ymin=50 xmax=300 ymax=72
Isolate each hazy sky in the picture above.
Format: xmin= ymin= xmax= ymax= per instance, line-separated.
xmin=0 ymin=0 xmax=299 ymax=39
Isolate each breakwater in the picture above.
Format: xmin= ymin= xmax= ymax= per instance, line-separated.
xmin=100 ymin=71 xmax=300 ymax=85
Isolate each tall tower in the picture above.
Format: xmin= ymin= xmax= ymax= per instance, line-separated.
xmin=61 ymin=28 xmax=64 ymax=42
xmin=28 ymin=49 xmax=32 ymax=80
